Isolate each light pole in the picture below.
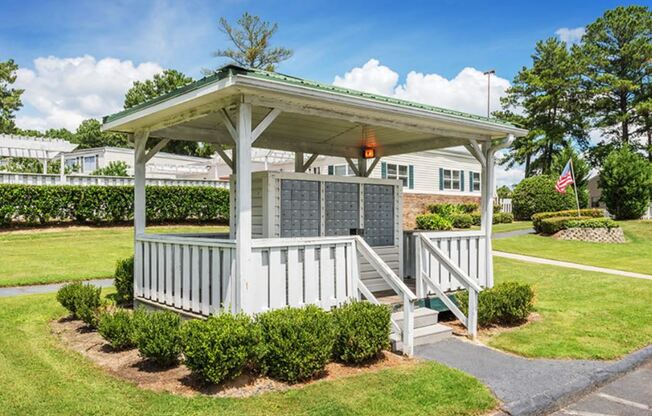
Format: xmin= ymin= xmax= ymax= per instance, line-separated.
xmin=483 ymin=69 xmax=496 ymax=118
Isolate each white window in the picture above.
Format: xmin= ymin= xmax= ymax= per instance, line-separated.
xmin=83 ymin=155 xmax=97 ymax=173
xmin=471 ymin=171 xmax=481 ymax=192
xmin=385 ymin=163 xmax=410 ymax=188
xmin=332 ymin=164 xmax=354 ymax=176
xmin=443 ymin=169 xmax=461 ymax=191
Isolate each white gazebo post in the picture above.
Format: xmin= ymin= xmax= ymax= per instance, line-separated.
xmin=133 ymin=130 xmax=149 ymax=302
xmin=481 ymin=141 xmax=496 ymax=288
xmin=59 ymin=153 xmax=65 ymax=183
xmin=42 ymin=158 xmax=48 ymax=174
xmin=294 ymin=152 xmax=304 ymax=172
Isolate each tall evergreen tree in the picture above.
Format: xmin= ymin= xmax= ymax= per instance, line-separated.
xmin=496 ymin=37 xmax=588 ymax=176
xmin=74 ymin=119 xmax=129 ymax=149
xmin=0 ymin=59 xmax=24 ymax=134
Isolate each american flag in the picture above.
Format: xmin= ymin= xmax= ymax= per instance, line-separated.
xmin=555 ymin=160 xmax=574 ymax=193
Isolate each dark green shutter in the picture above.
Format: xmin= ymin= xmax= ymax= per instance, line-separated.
xmin=460 ymin=171 xmax=465 ymax=191
xmin=439 ymin=168 xmax=444 ymax=191
xmin=328 ymin=165 xmax=334 ymax=175
xmin=408 ymin=165 xmax=414 ymax=189
xmin=469 ymin=171 xmax=474 ymax=191
xmin=381 ymin=162 xmax=387 ymax=178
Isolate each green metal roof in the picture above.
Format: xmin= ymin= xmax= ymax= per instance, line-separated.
xmin=103 ymin=64 xmax=517 ymax=129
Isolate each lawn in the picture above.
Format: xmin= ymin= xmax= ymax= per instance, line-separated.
xmin=489 ymin=257 xmax=652 ymax=360
xmin=493 ymin=220 xmax=652 ymax=274
xmin=492 ymin=221 xmax=532 ymax=234
xmin=0 ymin=292 xmax=496 ymax=416
xmin=0 ymin=225 xmax=229 ymax=287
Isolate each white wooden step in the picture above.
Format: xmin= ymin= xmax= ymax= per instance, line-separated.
xmin=391 ymin=323 xmax=453 ymax=350
xmin=392 ymin=307 xmax=439 ymax=329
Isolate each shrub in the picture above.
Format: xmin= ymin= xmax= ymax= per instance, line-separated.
xmin=428 ymin=202 xmax=478 ymax=215
xmin=532 ymin=208 xmax=604 ymax=233
xmin=182 ymin=313 xmax=261 ymax=385
xmin=98 ymin=309 xmax=136 ymax=350
xmin=470 ymin=211 xmax=482 ymax=226
xmin=132 ymin=309 xmax=183 ymax=367
xmin=493 ymin=212 xmax=514 ymax=224
xmin=511 ymin=175 xmax=577 ymax=220
xmin=415 ymin=213 xmax=453 ymax=231
xmin=0 ymin=184 xmax=229 ymax=226
xmin=332 ymin=301 xmax=391 ymax=364
xmin=599 ymin=146 xmax=652 ymax=220
xmin=56 ymin=282 xmax=102 ymax=327
xmin=539 ymin=216 xmax=618 ymax=235
xmin=114 ymin=256 xmax=134 ymax=305
xmin=457 ymin=282 xmax=534 ymax=327
xmin=257 ymin=306 xmax=335 ymax=383
xmin=449 ymin=212 xmax=473 ymax=228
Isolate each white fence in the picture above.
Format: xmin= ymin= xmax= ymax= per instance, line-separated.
xmin=500 ymin=198 xmax=512 ymax=213
xmin=0 ymin=172 xmax=229 ymax=188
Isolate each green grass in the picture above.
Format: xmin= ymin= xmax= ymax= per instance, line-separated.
xmin=489 ymin=257 xmax=652 ymax=359
xmin=0 ymin=292 xmax=495 ymax=416
xmin=0 ymin=225 xmax=229 ymax=287
xmin=492 ymin=221 xmax=533 ymax=234
xmin=493 ymin=220 xmax=652 ymax=274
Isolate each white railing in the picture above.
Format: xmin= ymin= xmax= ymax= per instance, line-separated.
xmin=416 ymin=233 xmax=481 ymax=337
xmin=500 ymin=198 xmax=512 ymax=213
xmin=355 ymin=236 xmax=416 ymax=355
xmin=0 ymin=172 xmax=229 ymax=188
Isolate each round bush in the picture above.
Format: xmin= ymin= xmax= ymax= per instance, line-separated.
xmin=415 ymin=213 xmax=453 ymax=231
xmin=257 ymin=305 xmax=335 ymax=383
xmin=332 ymin=301 xmax=391 ymax=364
xmin=457 ymin=282 xmax=534 ymax=327
xmin=492 ymin=212 xmax=514 ymax=224
xmin=56 ymin=282 xmax=102 ymax=327
xmin=182 ymin=313 xmax=261 ymax=385
xmin=98 ymin=309 xmax=136 ymax=350
xmin=132 ymin=309 xmax=183 ymax=367
xmin=449 ymin=212 xmax=473 ymax=228
xmin=114 ymin=256 xmax=134 ymax=305
xmin=512 ymin=175 xmax=576 ymax=220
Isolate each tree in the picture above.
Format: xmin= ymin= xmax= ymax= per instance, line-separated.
xmin=579 ymin=6 xmax=652 ymax=152
xmin=496 ymin=185 xmax=513 ymax=199
xmin=73 ymin=119 xmax=129 ymax=149
xmin=497 ymin=37 xmax=588 ymax=176
xmin=211 ymin=12 xmax=293 ymax=71
xmin=599 ymin=145 xmax=652 ymax=219
xmin=92 ymin=161 xmax=129 ymax=177
xmin=124 ymin=69 xmax=193 ymax=109
xmin=0 ymin=59 xmax=24 ymax=133
xmin=551 ymin=146 xmax=590 ymax=207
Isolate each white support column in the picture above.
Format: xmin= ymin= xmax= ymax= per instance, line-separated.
xmin=294 ymin=152 xmax=304 ymax=172
xmin=480 ymin=142 xmax=496 ymax=288
xmin=42 ymin=158 xmax=48 ymax=174
xmin=133 ymin=130 xmax=150 ymax=238
xmin=234 ymin=102 xmax=253 ymax=313
xmin=59 ymin=153 xmax=65 ymax=183
xmin=357 ymin=157 xmax=367 ymax=177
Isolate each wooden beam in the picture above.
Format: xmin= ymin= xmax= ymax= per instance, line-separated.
xmin=345 ymin=157 xmax=360 ymax=176
xmin=302 ymin=153 xmax=319 ymax=171
xmin=152 ymin=125 xmax=234 ymax=145
xmin=219 ymin=108 xmax=238 ymax=143
xmin=214 ymin=146 xmax=233 ymax=169
xmin=143 ymin=138 xmax=170 ymax=163
xmin=464 ymin=139 xmax=486 ymax=168
xmin=357 ymin=157 xmax=367 ymax=177
xmin=377 ymin=136 xmax=466 ymax=157
xmin=365 ymin=156 xmax=381 ymax=177
xmin=294 ymin=152 xmax=304 ymax=172
xmin=251 ymin=108 xmax=281 ymax=143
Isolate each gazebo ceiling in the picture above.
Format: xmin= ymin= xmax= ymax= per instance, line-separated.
xmin=102 ymin=65 xmax=527 ymax=158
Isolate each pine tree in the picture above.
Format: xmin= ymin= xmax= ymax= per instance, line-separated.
xmin=0 ymin=59 xmax=24 ymax=134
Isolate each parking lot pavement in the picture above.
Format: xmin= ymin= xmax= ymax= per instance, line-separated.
xmin=550 ymin=361 xmax=652 ymax=416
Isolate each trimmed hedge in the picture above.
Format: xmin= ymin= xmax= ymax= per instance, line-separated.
xmin=257 ymin=306 xmax=335 ymax=383
xmin=457 ymin=282 xmax=534 ymax=327
xmin=415 ymin=213 xmax=453 ymax=231
xmin=512 ymin=175 xmax=577 ymax=220
xmin=539 ymin=216 xmax=618 ymax=235
xmin=182 ymin=313 xmax=261 ymax=385
xmin=132 ymin=309 xmax=183 ymax=367
xmin=532 ymin=208 xmax=604 ymax=233
xmin=332 ymin=301 xmax=391 ymax=364
xmin=428 ymin=202 xmax=478 ymax=216
xmin=56 ymin=282 xmax=102 ymax=327
xmin=114 ymin=256 xmax=134 ymax=305
xmin=0 ymin=184 xmax=229 ymax=226
xmin=493 ymin=212 xmax=514 ymax=224
xmin=98 ymin=309 xmax=136 ymax=350
xmin=449 ymin=212 xmax=474 ymax=229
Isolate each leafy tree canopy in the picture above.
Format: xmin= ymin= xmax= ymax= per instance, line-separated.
xmin=73 ymin=119 xmax=129 ymax=149
xmin=92 ymin=161 xmax=129 ymax=177
xmin=0 ymin=59 xmax=24 ymax=134
xmin=551 ymin=146 xmax=591 ymax=207
xmin=124 ymin=69 xmax=193 ymax=109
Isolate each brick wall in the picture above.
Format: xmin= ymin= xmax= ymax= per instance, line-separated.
xmin=402 ymin=193 xmax=481 ymax=230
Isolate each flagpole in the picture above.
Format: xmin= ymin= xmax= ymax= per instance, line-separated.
xmin=569 ymin=159 xmax=581 ymax=217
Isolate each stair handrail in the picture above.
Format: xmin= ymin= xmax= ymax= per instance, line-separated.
xmin=354 ymin=236 xmax=416 ymax=355
xmin=418 ymin=234 xmax=479 ymax=338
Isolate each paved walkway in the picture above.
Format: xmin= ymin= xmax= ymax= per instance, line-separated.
xmin=493 ymin=251 xmax=652 ymax=281
xmin=416 ymin=338 xmax=652 ymax=416
xmin=0 ymin=279 xmax=114 ymax=298
xmin=493 ymin=228 xmax=535 ymax=239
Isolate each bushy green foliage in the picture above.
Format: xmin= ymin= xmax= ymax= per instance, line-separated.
xmin=92 ymin=161 xmax=129 ymax=177
xmin=0 ymin=184 xmax=229 ymax=226
xmin=114 ymin=256 xmax=134 ymax=305
xmin=493 ymin=212 xmax=514 ymax=224
xmin=599 ymin=146 xmax=652 ymax=220
xmin=457 ymin=282 xmax=534 ymax=327
xmin=415 ymin=213 xmax=453 ymax=231
xmin=257 ymin=306 xmax=335 ymax=383
xmin=532 ymin=208 xmax=605 ymax=233
xmin=449 ymin=212 xmax=473 ymax=228
xmin=332 ymin=301 xmax=391 ymax=364
xmin=182 ymin=313 xmax=261 ymax=385
xmin=428 ymin=203 xmax=478 ymax=215
xmin=98 ymin=309 xmax=136 ymax=350
xmin=470 ymin=212 xmax=482 ymax=226
xmin=539 ymin=216 xmax=618 ymax=235
xmin=56 ymin=282 xmax=102 ymax=327
xmin=512 ymin=175 xmax=577 ymax=220
xmin=132 ymin=309 xmax=183 ymax=367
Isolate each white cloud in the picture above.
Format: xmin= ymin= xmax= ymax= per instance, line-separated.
xmin=555 ymin=27 xmax=585 ymax=44
xmin=333 ymin=59 xmax=510 ymax=117
xmin=15 ymin=55 xmax=163 ymax=131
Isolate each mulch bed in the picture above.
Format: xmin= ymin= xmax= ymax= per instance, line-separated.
xmin=443 ymin=312 xmax=541 ymax=339
xmin=50 ymin=317 xmax=414 ymax=398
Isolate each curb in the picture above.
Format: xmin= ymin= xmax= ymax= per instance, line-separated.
xmin=501 ymin=344 xmax=652 ymax=415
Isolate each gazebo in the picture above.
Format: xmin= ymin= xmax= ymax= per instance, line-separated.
xmin=102 ymin=65 xmax=527 ymax=355
xmin=0 ymin=134 xmax=78 ymax=179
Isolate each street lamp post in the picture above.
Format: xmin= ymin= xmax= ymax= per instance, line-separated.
xmin=483 ymin=69 xmax=496 ymax=118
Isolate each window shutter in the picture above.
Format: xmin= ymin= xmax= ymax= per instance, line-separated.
xmin=328 ymin=165 xmax=334 ymax=175
xmin=439 ymin=168 xmax=444 ymax=191
xmin=469 ymin=171 xmax=474 ymax=192
xmin=460 ymin=170 xmax=465 ymax=191
xmin=381 ymin=162 xmax=387 ymax=178
xmin=408 ymin=165 xmax=414 ymax=189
